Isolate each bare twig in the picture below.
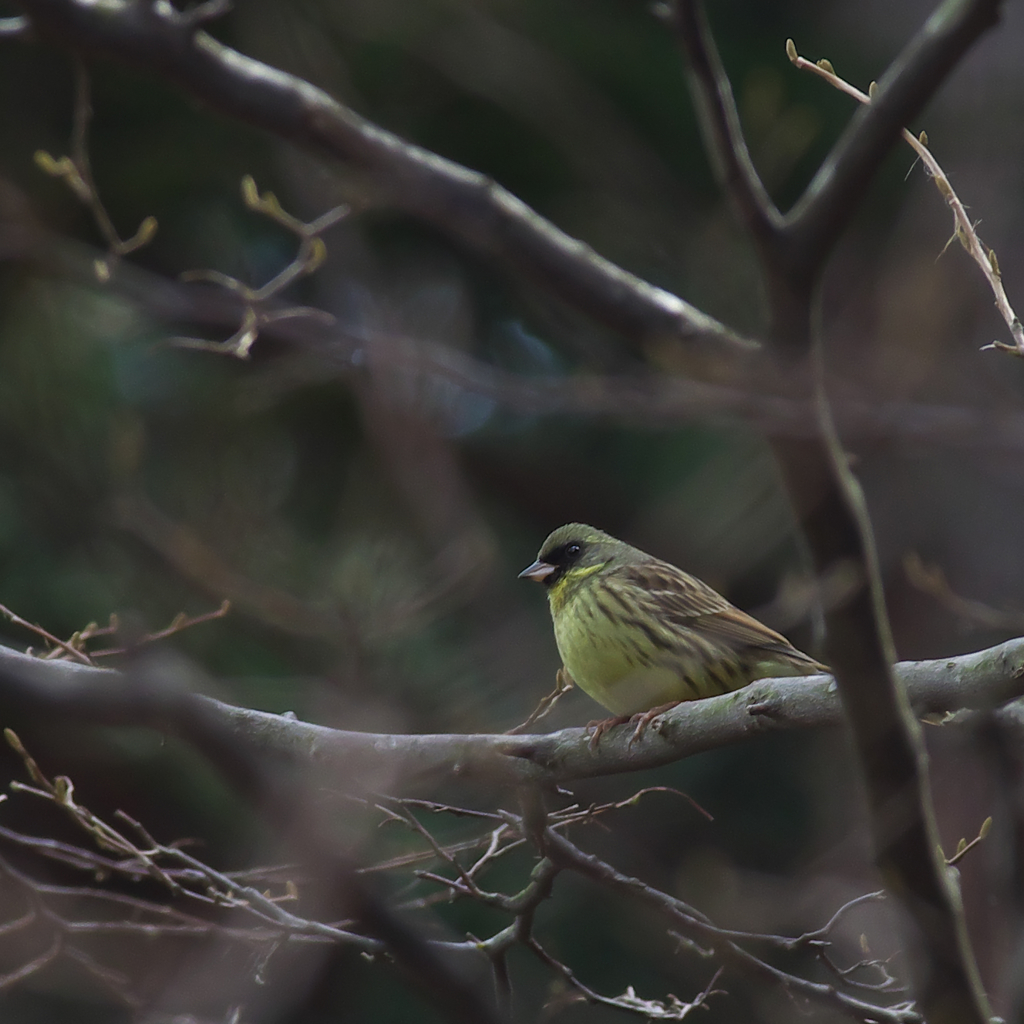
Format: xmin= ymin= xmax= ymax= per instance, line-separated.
xmin=0 ymin=602 xmax=94 ymax=665
xmin=88 ymin=600 xmax=231 ymax=658
xmin=170 ymin=176 xmax=346 ymax=357
xmin=33 ymin=60 xmax=157 ymax=280
xmin=506 ymin=666 xmax=575 ymax=734
xmin=787 ymin=39 xmax=1024 ymax=356
xmin=945 ymin=816 xmax=993 ymax=867
xmin=539 ymin=823 xmax=920 ymax=1024
xmin=528 ymin=936 xmax=723 ymax=1020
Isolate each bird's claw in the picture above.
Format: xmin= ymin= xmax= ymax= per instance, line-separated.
xmin=586 ymin=701 xmax=681 ymax=749
xmin=627 ymin=701 xmax=680 ymax=747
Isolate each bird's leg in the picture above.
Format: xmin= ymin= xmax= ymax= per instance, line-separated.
xmin=627 ymin=701 xmax=681 ymax=746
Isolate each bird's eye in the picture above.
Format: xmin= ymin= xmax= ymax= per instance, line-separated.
xmin=565 ymin=543 xmax=581 ymax=558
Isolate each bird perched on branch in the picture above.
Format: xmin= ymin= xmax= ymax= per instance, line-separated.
xmin=519 ymin=523 xmax=828 ymax=744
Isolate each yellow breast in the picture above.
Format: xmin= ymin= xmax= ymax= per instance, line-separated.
xmin=548 ymin=571 xmax=715 ymax=716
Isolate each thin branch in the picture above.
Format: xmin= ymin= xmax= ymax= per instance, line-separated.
xmin=539 ymin=825 xmax=920 ymax=1024
xmin=787 ymin=40 xmax=1024 ymax=356
xmin=170 ymin=176 xmax=345 ymax=357
xmin=110 ymin=492 xmax=365 ymax=645
xmin=0 ymin=932 xmax=63 ymax=992
xmin=945 ymin=816 xmax=993 ymax=867
xmin=528 ymin=936 xmax=723 ymax=1020
xmin=663 ymin=1 xmax=780 ymax=249
xmin=32 ymin=59 xmax=157 ymax=280
xmin=805 ymin=329 xmax=990 ymax=1021
xmin=783 ymin=0 xmax=1003 ymax=286
xmin=0 ymin=601 xmax=94 ymax=665
xmin=87 ymin=600 xmax=230 ymax=658
xmin=905 ymin=552 xmax=1024 ymax=632
xmin=506 ymin=666 xmax=575 ymax=734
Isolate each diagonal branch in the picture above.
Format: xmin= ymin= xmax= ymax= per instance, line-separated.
xmin=672 ymin=0 xmax=1003 ymax=352
xmin=662 ymin=1 xmax=781 ymax=253
xmin=784 ymin=0 xmax=1004 ymax=287
xmin=9 ymin=0 xmax=750 ymax=361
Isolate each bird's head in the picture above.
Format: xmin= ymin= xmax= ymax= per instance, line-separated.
xmin=518 ymin=523 xmax=623 ymax=590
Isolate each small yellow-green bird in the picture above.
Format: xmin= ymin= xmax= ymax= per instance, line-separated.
xmin=519 ymin=523 xmax=827 ymax=741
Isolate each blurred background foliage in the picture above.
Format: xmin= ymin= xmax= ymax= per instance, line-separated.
xmin=0 ymin=0 xmax=1023 ymax=1019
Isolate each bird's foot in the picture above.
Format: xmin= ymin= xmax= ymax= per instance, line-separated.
xmin=586 ymin=715 xmax=631 ymax=749
xmin=627 ymin=701 xmax=681 ymax=747
xmin=586 ymin=702 xmax=680 ymax=748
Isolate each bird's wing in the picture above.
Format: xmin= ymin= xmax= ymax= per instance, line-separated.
xmin=616 ymin=559 xmax=822 ymax=668
xmin=690 ymin=604 xmax=817 ymax=662
xmin=616 ymin=560 xmax=732 ymax=620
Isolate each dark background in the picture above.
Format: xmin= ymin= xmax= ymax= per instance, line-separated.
xmin=0 ymin=0 xmax=1022 ymax=1019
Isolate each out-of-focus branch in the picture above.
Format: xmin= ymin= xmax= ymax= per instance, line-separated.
xmin=0 ymin=651 xmax=504 ymax=1023
xmin=113 ymin=492 xmax=487 ymax=654
xmin=112 ymin=492 xmax=365 ymax=645
xmin=905 ymin=552 xmax=1024 ymax=633
xmin=5 ymin=212 xmax=1024 ymax=454
xmin=8 ymin=0 xmax=750 ymax=363
xmin=33 ymin=60 xmax=157 ymax=280
xmin=664 ymin=1 xmax=780 ymax=253
xmin=1 ymin=638 xmax=1023 ymax=791
xmin=0 ymin=15 xmax=28 ymax=37
xmin=295 ymin=328 xmax=1024 ymax=453
xmin=170 ymin=175 xmax=346 ymax=358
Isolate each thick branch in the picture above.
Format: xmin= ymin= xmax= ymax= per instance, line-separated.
xmin=0 ymin=639 xmax=1022 ymax=791
xmin=9 ymin=0 xmax=750 ymax=361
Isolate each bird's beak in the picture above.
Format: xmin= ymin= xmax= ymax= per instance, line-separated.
xmin=518 ymin=559 xmax=556 ymax=582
